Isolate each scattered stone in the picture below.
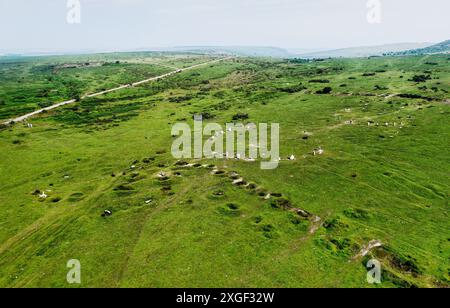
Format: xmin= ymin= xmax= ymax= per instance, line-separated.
xmin=102 ymin=210 xmax=112 ymax=218
xmin=228 ymin=172 xmax=240 ymax=179
xmin=352 ymin=240 xmax=383 ymax=260
xmin=291 ymin=208 xmax=312 ymax=218
xmin=39 ymin=192 xmax=48 ymax=199
xmin=232 ymin=178 xmax=246 ymax=186
xmin=313 ymin=147 xmax=324 ymax=156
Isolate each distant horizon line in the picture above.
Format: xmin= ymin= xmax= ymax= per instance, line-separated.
xmin=0 ymin=40 xmax=445 ymax=57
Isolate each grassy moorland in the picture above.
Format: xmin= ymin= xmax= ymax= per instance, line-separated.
xmin=0 ymin=53 xmax=213 ymax=121
xmin=0 ymin=53 xmax=448 ymax=288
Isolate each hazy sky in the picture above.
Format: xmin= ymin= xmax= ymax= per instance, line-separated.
xmin=1 ymin=0 xmax=449 ymax=53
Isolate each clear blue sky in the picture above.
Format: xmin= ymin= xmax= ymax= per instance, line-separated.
xmin=0 ymin=0 xmax=449 ymax=53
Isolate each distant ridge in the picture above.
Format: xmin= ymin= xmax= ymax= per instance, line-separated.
xmin=163 ymin=46 xmax=293 ymax=58
xmin=387 ymin=40 xmax=450 ymax=56
xmin=296 ymin=43 xmax=433 ymax=59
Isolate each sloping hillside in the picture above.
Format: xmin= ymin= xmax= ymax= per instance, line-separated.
xmin=388 ymin=40 xmax=450 ymax=56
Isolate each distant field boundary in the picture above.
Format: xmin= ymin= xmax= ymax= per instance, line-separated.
xmin=2 ymin=57 xmax=233 ymax=125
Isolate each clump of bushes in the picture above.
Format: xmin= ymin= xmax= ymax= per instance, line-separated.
xmin=409 ymin=75 xmax=431 ymax=83
xmin=316 ymin=87 xmax=332 ymax=94
xmin=192 ymin=112 xmax=215 ymax=120
xmin=279 ymin=84 xmax=307 ymax=93
xmin=374 ymin=85 xmax=388 ymax=90
xmin=232 ymin=113 xmax=249 ymax=121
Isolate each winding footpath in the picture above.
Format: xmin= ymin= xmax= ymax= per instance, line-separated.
xmin=3 ymin=57 xmax=233 ymax=125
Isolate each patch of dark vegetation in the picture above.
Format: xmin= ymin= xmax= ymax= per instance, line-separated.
xmin=114 ymin=184 xmax=135 ymax=191
xmin=343 ymin=208 xmax=371 ymax=220
xmin=390 ymin=253 xmax=422 ymax=275
xmin=316 ymin=87 xmax=332 ymax=94
xmin=397 ymin=93 xmax=433 ymax=101
xmin=270 ymin=197 xmax=292 ymax=210
xmin=257 ymin=191 xmax=268 ymax=197
xmin=232 ymin=113 xmax=249 ymax=121
xmin=161 ymin=185 xmax=172 ymax=192
xmin=309 ymin=79 xmax=330 ymax=83
xmin=192 ymin=112 xmax=215 ymax=120
xmin=381 ymin=269 xmax=419 ymax=288
xmin=278 ymin=83 xmax=307 ymax=93
xmin=50 ymin=197 xmax=62 ymax=203
xmin=374 ymin=85 xmax=388 ymax=90
xmin=371 ymin=246 xmax=423 ymax=279
xmin=409 ymin=74 xmax=431 ymax=83
xmin=252 ymin=216 xmax=263 ymax=224
xmin=168 ymin=95 xmax=193 ymax=103
xmin=31 ymin=189 xmax=42 ymax=196
xmin=143 ymin=157 xmax=155 ymax=164
xmin=316 ymin=237 xmax=358 ymax=256
xmin=259 ymin=224 xmax=279 ymax=239
xmin=330 ymin=238 xmax=353 ymax=251
xmin=362 ymin=73 xmax=376 ymax=77
xmin=288 ymin=213 xmax=308 ymax=229
xmin=175 ymin=161 xmax=189 ymax=166
xmin=127 ymin=172 xmax=146 ymax=183
xmin=323 ymin=216 xmax=349 ymax=231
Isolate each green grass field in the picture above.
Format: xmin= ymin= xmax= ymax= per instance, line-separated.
xmin=0 ymin=53 xmax=448 ymax=288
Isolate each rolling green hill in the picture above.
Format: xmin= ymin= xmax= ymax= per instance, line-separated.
xmin=388 ymin=40 xmax=450 ymax=56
